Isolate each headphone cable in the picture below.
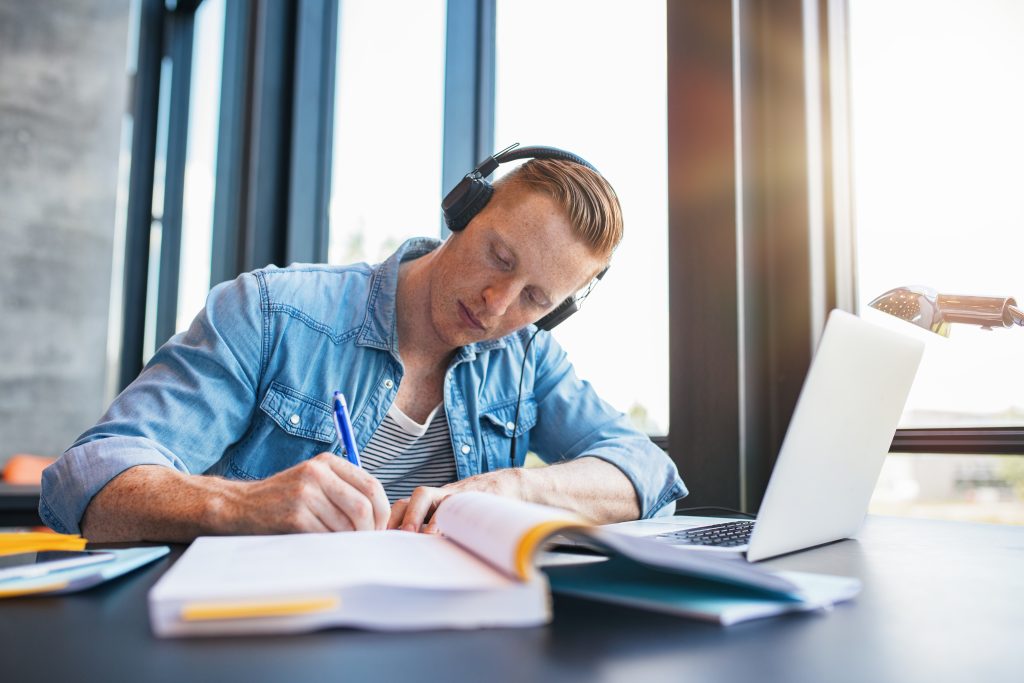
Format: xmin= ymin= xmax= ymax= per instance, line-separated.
xmin=509 ymin=328 xmax=541 ymax=469
xmin=506 ymin=277 xmax=604 ymax=469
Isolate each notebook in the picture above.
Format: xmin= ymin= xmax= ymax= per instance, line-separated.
xmin=543 ymin=556 xmax=860 ymax=626
xmin=0 ymin=547 xmax=169 ymax=598
xmin=148 ymin=492 xmax=859 ymax=636
xmin=605 ymin=309 xmax=925 ymax=561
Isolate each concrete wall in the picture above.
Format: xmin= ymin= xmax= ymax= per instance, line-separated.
xmin=0 ymin=1 xmax=130 ymax=465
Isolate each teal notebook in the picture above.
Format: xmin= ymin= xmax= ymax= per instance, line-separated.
xmin=0 ymin=547 xmax=170 ymax=598
xmin=544 ymin=555 xmax=861 ymax=626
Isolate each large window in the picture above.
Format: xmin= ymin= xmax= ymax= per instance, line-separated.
xmin=851 ymin=0 xmax=1024 ymax=523
xmin=495 ymin=0 xmax=669 ymax=434
xmin=117 ymin=2 xmax=1024 ymax=523
xmin=328 ymin=0 xmax=447 ymax=266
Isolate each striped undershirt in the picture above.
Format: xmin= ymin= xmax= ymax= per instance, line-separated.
xmin=361 ymin=402 xmax=457 ymax=503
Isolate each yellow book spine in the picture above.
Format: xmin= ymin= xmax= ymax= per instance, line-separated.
xmin=514 ymin=519 xmax=584 ymax=580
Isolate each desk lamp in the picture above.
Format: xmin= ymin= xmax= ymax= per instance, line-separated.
xmin=868 ymin=286 xmax=1024 ymax=337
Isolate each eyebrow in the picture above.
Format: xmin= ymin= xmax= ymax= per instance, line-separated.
xmin=491 ymin=235 xmax=553 ymax=305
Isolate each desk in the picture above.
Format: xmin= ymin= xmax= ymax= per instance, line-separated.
xmin=2 ymin=516 xmax=1023 ymax=683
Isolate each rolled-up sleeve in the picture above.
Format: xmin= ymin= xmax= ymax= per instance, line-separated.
xmin=528 ymin=331 xmax=687 ymax=519
xmin=40 ymin=273 xmax=265 ymax=534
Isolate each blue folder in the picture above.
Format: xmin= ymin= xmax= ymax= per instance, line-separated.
xmin=0 ymin=546 xmax=169 ymax=598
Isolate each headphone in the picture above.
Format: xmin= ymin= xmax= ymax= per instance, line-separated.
xmin=441 ymin=143 xmax=608 ymax=331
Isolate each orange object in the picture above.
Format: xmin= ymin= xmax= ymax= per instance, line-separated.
xmin=2 ymin=454 xmax=55 ymax=485
xmin=0 ymin=531 xmax=86 ymax=556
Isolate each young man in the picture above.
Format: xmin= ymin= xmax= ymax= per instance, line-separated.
xmin=40 ymin=157 xmax=686 ymax=542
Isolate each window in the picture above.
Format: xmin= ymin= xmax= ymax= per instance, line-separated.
xmin=850 ymin=0 xmax=1024 ymax=523
xmin=176 ymin=0 xmax=225 ymax=332
xmin=494 ymin=0 xmax=668 ymax=434
xmin=328 ymin=0 xmax=447 ymax=266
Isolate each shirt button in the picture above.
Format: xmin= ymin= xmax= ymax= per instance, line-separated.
xmin=289 ymin=414 xmax=300 ymax=426
xmin=506 ymin=421 xmax=516 ymax=431
xmin=383 ymin=379 xmax=394 ymax=389
xmin=460 ymin=444 xmax=471 ymax=455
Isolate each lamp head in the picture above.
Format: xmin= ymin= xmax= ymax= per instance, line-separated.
xmin=869 ymin=286 xmax=1023 ymax=337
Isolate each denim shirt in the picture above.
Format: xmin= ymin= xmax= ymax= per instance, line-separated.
xmin=40 ymin=238 xmax=687 ymax=534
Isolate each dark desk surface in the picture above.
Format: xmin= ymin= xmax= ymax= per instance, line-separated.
xmin=0 ymin=483 xmax=42 ymax=527
xmin=2 ymin=515 xmax=1023 ymax=683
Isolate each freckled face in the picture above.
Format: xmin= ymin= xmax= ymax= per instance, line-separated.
xmin=427 ymin=188 xmax=606 ymax=348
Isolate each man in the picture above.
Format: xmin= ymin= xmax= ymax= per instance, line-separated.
xmin=40 ymin=153 xmax=686 ymax=542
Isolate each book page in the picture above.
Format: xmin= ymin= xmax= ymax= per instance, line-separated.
xmin=150 ymin=532 xmax=516 ymax=603
xmin=433 ymin=492 xmax=590 ymax=580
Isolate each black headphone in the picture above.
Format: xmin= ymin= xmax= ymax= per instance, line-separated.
xmin=441 ymin=143 xmax=608 ymax=331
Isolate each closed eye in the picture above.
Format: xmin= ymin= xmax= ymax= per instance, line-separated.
xmin=491 ymin=248 xmax=513 ymax=271
xmin=525 ymin=288 xmax=550 ymax=308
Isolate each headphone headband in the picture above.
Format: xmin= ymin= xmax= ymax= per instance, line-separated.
xmin=442 ymin=143 xmax=599 ymax=232
xmin=492 ymin=144 xmax=597 ymax=173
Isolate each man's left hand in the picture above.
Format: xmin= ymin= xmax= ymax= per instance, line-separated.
xmin=387 ymin=469 xmax=525 ymax=533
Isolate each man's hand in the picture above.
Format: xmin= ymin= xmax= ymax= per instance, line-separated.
xmin=80 ymin=454 xmax=392 ymax=542
xmin=226 ymin=453 xmax=391 ymax=533
xmin=387 ymin=469 xmax=524 ymax=533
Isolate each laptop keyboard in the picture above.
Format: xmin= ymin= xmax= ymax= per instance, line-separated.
xmin=653 ymin=520 xmax=755 ymax=547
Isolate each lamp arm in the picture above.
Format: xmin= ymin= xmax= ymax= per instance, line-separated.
xmin=1010 ymin=304 xmax=1024 ymax=327
xmin=870 ymin=286 xmax=1023 ymax=333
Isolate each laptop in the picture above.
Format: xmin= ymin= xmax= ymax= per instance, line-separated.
xmin=604 ymin=309 xmax=925 ymax=562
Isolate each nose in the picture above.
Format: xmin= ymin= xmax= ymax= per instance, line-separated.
xmin=482 ymin=279 xmax=518 ymax=318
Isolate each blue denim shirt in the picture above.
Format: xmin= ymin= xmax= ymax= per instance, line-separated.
xmin=40 ymin=238 xmax=686 ymax=534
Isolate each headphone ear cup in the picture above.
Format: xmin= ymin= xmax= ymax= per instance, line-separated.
xmin=535 ymin=297 xmax=579 ymax=331
xmin=442 ymin=177 xmax=495 ymax=232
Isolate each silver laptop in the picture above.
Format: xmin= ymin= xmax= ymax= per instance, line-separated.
xmin=606 ymin=309 xmax=925 ymax=562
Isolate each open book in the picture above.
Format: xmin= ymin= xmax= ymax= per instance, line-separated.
xmin=149 ymin=492 xmax=859 ymax=636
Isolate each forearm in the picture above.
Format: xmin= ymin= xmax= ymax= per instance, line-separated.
xmin=80 ymin=465 xmax=241 ymax=543
xmin=517 ymin=456 xmax=640 ymax=524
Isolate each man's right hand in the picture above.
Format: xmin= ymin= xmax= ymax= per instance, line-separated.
xmin=230 ymin=453 xmax=391 ymax=533
xmin=79 ymin=455 xmax=390 ymax=542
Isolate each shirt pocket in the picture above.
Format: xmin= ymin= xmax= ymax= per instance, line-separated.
xmin=230 ymin=381 xmax=337 ymax=480
xmin=480 ymin=397 xmax=538 ymax=468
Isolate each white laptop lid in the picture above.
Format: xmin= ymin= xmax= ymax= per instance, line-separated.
xmin=744 ymin=309 xmax=924 ymax=561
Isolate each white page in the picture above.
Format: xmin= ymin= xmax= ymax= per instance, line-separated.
xmin=150 ymin=531 xmax=515 ymax=602
xmin=434 ymin=492 xmax=586 ymax=579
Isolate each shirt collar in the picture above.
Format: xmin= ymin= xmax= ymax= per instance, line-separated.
xmin=356 ymin=237 xmax=510 ymax=360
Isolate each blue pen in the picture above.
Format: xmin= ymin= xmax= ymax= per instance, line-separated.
xmin=332 ymin=392 xmax=361 ymax=467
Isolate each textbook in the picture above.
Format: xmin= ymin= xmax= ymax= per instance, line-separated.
xmin=149 ymin=493 xmax=859 ymax=636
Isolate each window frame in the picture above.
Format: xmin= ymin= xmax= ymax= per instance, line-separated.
xmin=119 ymin=0 xmax=198 ymax=389
xmin=120 ymin=0 xmax=340 ymax=389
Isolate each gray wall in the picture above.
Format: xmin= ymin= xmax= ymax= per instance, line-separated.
xmin=0 ymin=1 xmax=130 ymax=465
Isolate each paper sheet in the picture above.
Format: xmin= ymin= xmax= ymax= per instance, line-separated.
xmin=151 ymin=532 xmax=517 ymax=603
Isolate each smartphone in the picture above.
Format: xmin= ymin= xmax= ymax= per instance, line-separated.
xmin=0 ymin=550 xmax=116 ymax=581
